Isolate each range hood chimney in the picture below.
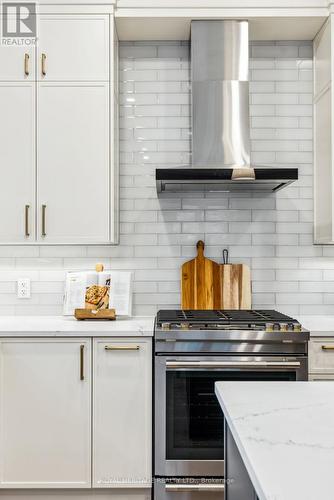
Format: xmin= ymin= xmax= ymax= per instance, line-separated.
xmin=192 ymin=20 xmax=254 ymax=179
xmin=156 ymin=20 xmax=298 ymax=193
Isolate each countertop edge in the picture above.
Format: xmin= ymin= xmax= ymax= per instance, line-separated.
xmin=0 ymin=316 xmax=155 ymax=337
xmin=215 ymin=383 xmax=266 ymax=500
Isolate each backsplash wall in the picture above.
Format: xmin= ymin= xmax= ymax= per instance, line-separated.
xmin=0 ymin=40 xmax=332 ymax=317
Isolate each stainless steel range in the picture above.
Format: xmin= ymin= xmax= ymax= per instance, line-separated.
xmin=154 ymin=309 xmax=309 ymax=500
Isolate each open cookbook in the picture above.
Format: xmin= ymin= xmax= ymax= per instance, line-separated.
xmin=63 ymin=270 xmax=132 ymax=317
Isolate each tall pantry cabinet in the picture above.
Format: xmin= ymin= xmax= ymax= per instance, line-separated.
xmin=0 ymin=6 xmax=119 ymax=244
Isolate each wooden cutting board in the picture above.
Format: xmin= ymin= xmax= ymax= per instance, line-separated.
xmin=220 ymin=263 xmax=252 ymax=310
xmin=181 ymin=240 xmax=221 ymax=309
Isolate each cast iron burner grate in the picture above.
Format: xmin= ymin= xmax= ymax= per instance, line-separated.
xmin=156 ymin=309 xmax=298 ymax=325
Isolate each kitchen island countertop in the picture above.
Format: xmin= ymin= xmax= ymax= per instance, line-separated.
xmin=0 ymin=315 xmax=154 ymax=336
xmin=215 ymin=381 xmax=334 ymax=500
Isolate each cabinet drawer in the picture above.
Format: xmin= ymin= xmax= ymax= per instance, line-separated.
xmin=309 ymin=374 xmax=334 ymax=381
xmin=309 ymin=339 xmax=334 ymax=373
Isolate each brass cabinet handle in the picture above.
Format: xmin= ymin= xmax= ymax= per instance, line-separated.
xmin=25 ymin=205 xmax=30 ymax=237
xmin=24 ymin=53 xmax=29 ymax=76
xmin=322 ymin=345 xmax=334 ymax=350
xmin=41 ymin=53 xmax=46 ymax=76
xmin=41 ymin=204 xmax=46 ymax=236
xmin=80 ymin=345 xmax=85 ymax=380
xmin=105 ymin=345 xmax=140 ymax=351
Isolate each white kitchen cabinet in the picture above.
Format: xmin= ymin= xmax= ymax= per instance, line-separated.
xmin=0 ymin=9 xmax=119 ymax=245
xmin=309 ymin=337 xmax=334 ymax=377
xmin=314 ymin=17 xmax=334 ymax=244
xmin=0 ymin=83 xmax=35 ymax=242
xmin=38 ymin=15 xmax=109 ymax=81
xmin=93 ymin=338 xmax=152 ymax=488
xmin=0 ymin=338 xmax=91 ymax=488
xmin=37 ymin=83 xmax=110 ymax=243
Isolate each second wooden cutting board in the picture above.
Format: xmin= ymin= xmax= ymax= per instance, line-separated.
xmin=220 ymin=248 xmax=251 ymax=309
xmin=220 ymin=263 xmax=252 ymax=309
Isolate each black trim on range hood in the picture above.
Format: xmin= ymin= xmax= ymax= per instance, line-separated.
xmin=156 ymin=168 xmax=298 ymax=193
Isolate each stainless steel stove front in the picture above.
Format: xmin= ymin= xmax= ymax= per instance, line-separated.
xmin=154 ymin=352 xmax=308 ymax=478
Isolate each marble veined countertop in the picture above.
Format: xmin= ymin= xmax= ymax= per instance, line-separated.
xmin=216 ymin=381 xmax=334 ymax=500
xmin=0 ymin=316 xmax=154 ymax=336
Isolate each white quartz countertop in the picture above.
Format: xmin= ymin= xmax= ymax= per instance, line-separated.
xmin=215 ymin=381 xmax=334 ymax=500
xmin=297 ymin=315 xmax=334 ymax=336
xmin=0 ymin=316 xmax=154 ymax=336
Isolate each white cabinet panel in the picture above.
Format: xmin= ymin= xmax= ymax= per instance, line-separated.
xmin=37 ymin=83 xmax=110 ymax=243
xmin=314 ymin=87 xmax=332 ymax=242
xmin=314 ymin=19 xmax=331 ymax=96
xmin=0 ymin=43 xmax=35 ymax=81
xmin=0 ymin=338 xmax=91 ymax=488
xmin=313 ymin=16 xmax=334 ymax=244
xmin=309 ymin=338 xmax=334 ymax=374
xmin=0 ymin=83 xmax=35 ymax=242
xmin=38 ymin=15 xmax=109 ymax=81
xmin=93 ymin=338 xmax=152 ymax=488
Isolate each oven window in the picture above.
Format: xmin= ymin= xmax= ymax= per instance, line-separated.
xmin=166 ymin=370 xmax=296 ymax=460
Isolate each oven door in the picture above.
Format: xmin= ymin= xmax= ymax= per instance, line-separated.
xmin=155 ymin=354 xmax=307 ymax=477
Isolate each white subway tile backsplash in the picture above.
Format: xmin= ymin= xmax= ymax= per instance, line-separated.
xmin=0 ymin=40 xmax=330 ymax=316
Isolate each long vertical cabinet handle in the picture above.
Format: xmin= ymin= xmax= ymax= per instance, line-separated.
xmin=25 ymin=205 xmax=30 ymax=237
xmin=41 ymin=204 xmax=47 ymax=237
xmin=80 ymin=345 xmax=85 ymax=381
xmin=41 ymin=53 xmax=46 ymax=76
xmin=24 ymin=53 xmax=29 ymax=76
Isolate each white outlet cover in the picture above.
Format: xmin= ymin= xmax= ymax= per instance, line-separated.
xmin=17 ymin=279 xmax=31 ymax=299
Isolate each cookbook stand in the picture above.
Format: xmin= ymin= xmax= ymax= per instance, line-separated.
xmin=74 ymin=263 xmax=116 ymax=320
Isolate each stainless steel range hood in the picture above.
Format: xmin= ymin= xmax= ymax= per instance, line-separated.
xmin=156 ymin=20 xmax=298 ymax=193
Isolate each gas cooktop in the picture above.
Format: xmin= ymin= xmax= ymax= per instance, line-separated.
xmin=157 ymin=309 xmax=296 ymax=324
xmin=156 ymin=309 xmax=302 ymax=331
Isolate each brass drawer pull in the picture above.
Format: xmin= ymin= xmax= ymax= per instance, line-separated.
xmin=322 ymin=345 xmax=334 ymax=351
xmin=25 ymin=204 xmax=30 ymax=237
xmin=41 ymin=53 xmax=47 ymax=76
xmin=80 ymin=345 xmax=85 ymax=380
xmin=24 ymin=53 xmax=29 ymax=76
xmin=105 ymin=345 xmax=140 ymax=351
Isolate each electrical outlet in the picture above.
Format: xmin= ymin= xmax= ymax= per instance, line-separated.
xmin=17 ymin=279 xmax=31 ymax=299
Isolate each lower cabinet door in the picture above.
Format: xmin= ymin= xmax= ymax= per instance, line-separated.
xmin=93 ymin=338 xmax=152 ymax=488
xmin=0 ymin=338 xmax=91 ymax=488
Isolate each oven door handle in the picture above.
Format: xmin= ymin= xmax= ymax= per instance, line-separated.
xmin=165 ymin=484 xmax=225 ymax=492
xmin=166 ymin=360 xmax=301 ymax=369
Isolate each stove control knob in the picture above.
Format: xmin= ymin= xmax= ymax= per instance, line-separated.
xmin=161 ymin=322 xmax=170 ymax=331
xmin=273 ymin=323 xmax=281 ymax=331
xmin=266 ymin=323 xmax=274 ymax=332
xmin=180 ymin=322 xmax=189 ymax=330
xmin=280 ymin=323 xmax=288 ymax=332
xmin=293 ymin=323 xmax=302 ymax=332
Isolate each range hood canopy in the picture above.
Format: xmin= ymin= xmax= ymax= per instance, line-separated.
xmin=156 ymin=20 xmax=298 ymax=193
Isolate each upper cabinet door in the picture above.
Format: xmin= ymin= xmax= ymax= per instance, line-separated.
xmin=0 ymin=17 xmax=35 ymax=81
xmin=0 ymin=46 xmax=35 ymax=82
xmin=0 ymin=338 xmax=91 ymax=488
xmin=37 ymin=15 xmax=109 ymax=81
xmin=0 ymin=83 xmax=35 ymax=242
xmin=37 ymin=82 xmax=110 ymax=244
